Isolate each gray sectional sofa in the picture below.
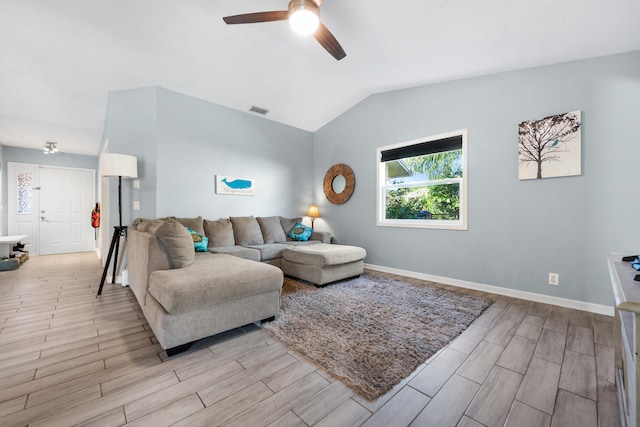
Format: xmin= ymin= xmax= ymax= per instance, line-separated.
xmin=127 ymin=215 xmax=330 ymax=355
xmin=203 ymin=215 xmax=331 ymax=265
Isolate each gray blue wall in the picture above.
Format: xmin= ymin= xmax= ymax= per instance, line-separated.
xmin=312 ymin=51 xmax=640 ymax=306
xmin=101 ymin=86 xmax=159 ymax=228
xmin=101 ymin=86 xmax=314 ymax=230
xmin=155 ymin=88 xmax=314 ymax=219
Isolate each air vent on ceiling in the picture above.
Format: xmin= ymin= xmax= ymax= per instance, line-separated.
xmin=249 ymin=106 xmax=269 ymax=115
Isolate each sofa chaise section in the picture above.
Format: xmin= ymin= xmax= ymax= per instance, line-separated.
xmin=282 ymin=244 xmax=367 ymax=286
xmin=148 ymin=253 xmax=282 ymax=315
xmin=128 ymin=220 xmax=283 ymax=354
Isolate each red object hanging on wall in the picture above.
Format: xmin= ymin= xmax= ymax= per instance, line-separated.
xmin=91 ymin=203 xmax=100 ymax=228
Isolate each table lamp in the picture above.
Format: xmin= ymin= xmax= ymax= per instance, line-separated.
xmin=307 ymin=205 xmax=320 ymax=228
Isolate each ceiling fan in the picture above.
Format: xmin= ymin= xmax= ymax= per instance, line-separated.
xmin=223 ymin=0 xmax=346 ymax=61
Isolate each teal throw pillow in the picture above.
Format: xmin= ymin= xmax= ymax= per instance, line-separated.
xmin=288 ymin=222 xmax=313 ymax=241
xmin=186 ymin=227 xmax=209 ymax=252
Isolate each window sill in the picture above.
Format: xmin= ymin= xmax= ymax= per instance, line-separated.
xmin=377 ymin=219 xmax=467 ymax=231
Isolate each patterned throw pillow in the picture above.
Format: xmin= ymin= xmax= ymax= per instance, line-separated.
xmin=186 ymin=227 xmax=209 ymax=252
xmin=280 ymin=216 xmax=303 ymax=241
xmin=288 ymin=222 xmax=313 ymax=241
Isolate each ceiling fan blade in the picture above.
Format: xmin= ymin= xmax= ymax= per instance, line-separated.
xmin=313 ymin=22 xmax=346 ymax=60
xmin=223 ymin=11 xmax=288 ymax=25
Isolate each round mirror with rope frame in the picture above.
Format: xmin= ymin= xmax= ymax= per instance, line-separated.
xmin=323 ymin=164 xmax=355 ymax=204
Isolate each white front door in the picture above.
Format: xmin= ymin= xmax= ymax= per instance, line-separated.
xmin=39 ymin=167 xmax=95 ymax=255
xmin=8 ymin=163 xmax=95 ymax=256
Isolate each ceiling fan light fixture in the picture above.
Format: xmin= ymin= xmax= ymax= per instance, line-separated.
xmin=288 ymin=0 xmax=319 ymax=36
xmin=222 ymin=0 xmax=345 ymax=60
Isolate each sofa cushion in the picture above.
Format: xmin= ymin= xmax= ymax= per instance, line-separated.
xmin=168 ymin=216 xmax=205 ymax=236
xmin=246 ymin=243 xmax=288 ymax=261
xmin=279 ymin=216 xmax=303 ymax=241
xmin=148 ymin=253 xmax=283 ymax=314
xmin=230 ymin=216 xmax=264 ymax=246
xmin=204 ymin=218 xmax=235 ymax=248
xmin=155 ymin=219 xmax=195 ymax=269
xmin=310 ymin=231 xmax=331 ymax=244
xmin=288 ymin=222 xmax=313 ymax=241
xmin=257 ymin=216 xmax=287 ymax=244
xmin=282 ymin=244 xmax=366 ymax=267
xmin=208 ymin=246 xmax=261 ymax=262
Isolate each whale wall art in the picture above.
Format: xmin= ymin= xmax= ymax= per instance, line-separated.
xmin=215 ymin=175 xmax=256 ymax=196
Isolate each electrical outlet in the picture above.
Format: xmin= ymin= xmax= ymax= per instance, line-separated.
xmin=133 ymin=200 xmax=140 ymax=211
xmin=549 ymin=272 xmax=559 ymax=286
xmin=132 ymin=179 xmax=140 ymax=189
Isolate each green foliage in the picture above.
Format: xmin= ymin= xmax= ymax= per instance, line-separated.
xmin=404 ymin=150 xmax=462 ymax=180
xmin=385 ymin=150 xmax=462 ymax=220
xmin=423 ymin=184 xmax=460 ymax=220
xmin=386 ymin=187 xmax=428 ymax=219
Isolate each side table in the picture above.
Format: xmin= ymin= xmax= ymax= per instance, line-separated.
xmin=0 ymin=235 xmax=28 ymax=259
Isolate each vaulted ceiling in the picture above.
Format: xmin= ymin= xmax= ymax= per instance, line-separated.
xmin=1 ymin=0 xmax=639 ymax=156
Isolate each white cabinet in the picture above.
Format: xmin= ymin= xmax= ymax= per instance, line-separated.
xmin=609 ymin=254 xmax=640 ymax=427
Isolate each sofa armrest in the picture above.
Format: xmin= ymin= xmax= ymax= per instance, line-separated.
xmin=310 ymin=231 xmax=331 ymax=244
xmin=128 ymin=227 xmax=171 ymax=304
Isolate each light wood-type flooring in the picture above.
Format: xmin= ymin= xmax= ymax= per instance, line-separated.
xmin=0 ymin=252 xmax=620 ymax=426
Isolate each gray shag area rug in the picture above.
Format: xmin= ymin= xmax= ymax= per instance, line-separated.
xmin=263 ymin=272 xmax=495 ymax=400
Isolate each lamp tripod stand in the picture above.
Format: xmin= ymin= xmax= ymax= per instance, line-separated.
xmin=97 ymin=177 xmax=127 ymax=296
xmin=96 ymin=153 xmax=138 ymax=297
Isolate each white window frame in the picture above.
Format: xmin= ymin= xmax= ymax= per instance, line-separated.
xmin=376 ymin=129 xmax=468 ymax=230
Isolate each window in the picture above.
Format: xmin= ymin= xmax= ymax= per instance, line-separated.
xmin=377 ymin=129 xmax=467 ymax=230
xmin=17 ymin=171 xmax=33 ymax=214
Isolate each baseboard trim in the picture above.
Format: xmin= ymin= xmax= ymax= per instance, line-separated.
xmin=364 ymin=263 xmax=614 ymax=316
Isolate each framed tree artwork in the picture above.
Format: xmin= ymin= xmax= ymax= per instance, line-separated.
xmin=518 ymin=110 xmax=582 ymax=180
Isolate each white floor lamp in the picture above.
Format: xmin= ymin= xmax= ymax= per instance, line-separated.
xmin=97 ymin=153 xmax=138 ymax=296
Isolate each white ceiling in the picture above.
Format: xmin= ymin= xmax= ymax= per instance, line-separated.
xmin=1 ymin=0 xmax=639 ymax=156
